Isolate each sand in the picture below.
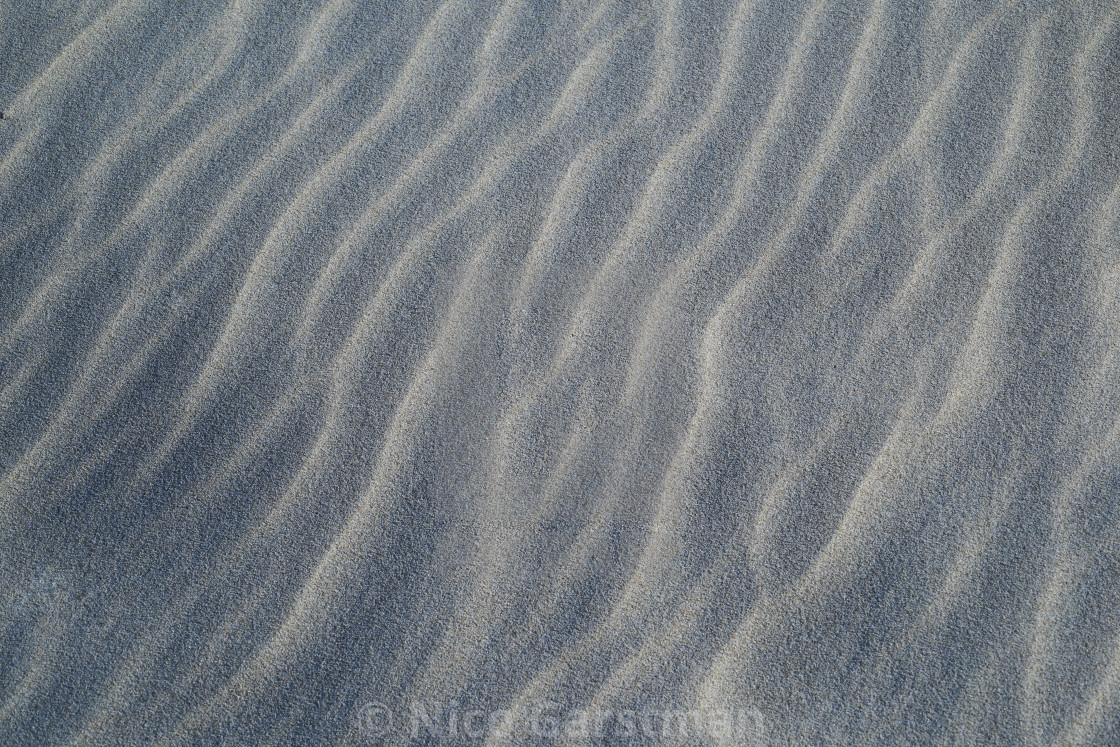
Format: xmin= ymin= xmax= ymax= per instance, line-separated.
xmin=1 ymin=0 xmax=1119 ymax=744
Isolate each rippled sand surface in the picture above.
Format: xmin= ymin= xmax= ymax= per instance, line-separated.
xmin=2 ymin=1 xmax=1120 ymax=744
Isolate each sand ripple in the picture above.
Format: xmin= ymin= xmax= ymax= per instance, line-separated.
xmin=1 ymin=1 xmax=1119 ymax=744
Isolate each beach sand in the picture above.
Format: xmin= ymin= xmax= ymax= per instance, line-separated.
xmin=1 ymin=1 xmax=1119 ymax=744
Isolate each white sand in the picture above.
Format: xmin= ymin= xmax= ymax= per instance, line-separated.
xmin=1 ymin=1 xmax=1119 ymax=744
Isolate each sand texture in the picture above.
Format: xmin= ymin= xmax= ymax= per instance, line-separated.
xmin=2 ymin=0 xmax=1120 ymax=744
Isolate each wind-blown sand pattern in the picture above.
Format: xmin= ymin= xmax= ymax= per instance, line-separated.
xmin=2 ymin=0 xmax=1119 ymax=744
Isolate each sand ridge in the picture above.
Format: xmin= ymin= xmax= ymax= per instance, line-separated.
xmin=1 ymin=0 xmax=1119 ymax=744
